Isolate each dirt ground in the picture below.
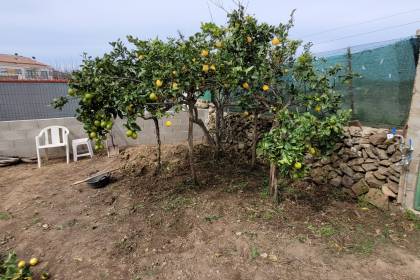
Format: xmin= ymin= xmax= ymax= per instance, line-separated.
xmin=1 ymin=144 xmax=419 ymax=280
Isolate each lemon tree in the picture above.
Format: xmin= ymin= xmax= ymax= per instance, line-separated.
xmin=258 ymin=50 xmax=350 ymax=201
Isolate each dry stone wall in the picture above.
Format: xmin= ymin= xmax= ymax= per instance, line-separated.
xmin=309 ymin=126 xmax=403 ymax=210
xmin=210 ymin=113 xmax=403 ymax=210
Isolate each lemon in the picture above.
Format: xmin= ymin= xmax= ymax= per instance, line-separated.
xmin=315 ymin=105 xmax=321 ymax=112
xmin=272 ymin=37 xmax=281 ymax=46
xmin=262 ymin=84 xmax=270 ymax=92
xmin=210 ymin=65 xmax=216 ymax=71
xmin=201 ymin=49 xmax=209 ymax=57
xmin=126 ymin=130 xmax=133 ymax=137
xmin=165 ymin=120 xmax=172 ymax=127
xmin=68 ymin=88 xmax=76 ymax=96
xmin=309 ymin=147 xmax=316 ymax=155
xmin=242 ymin=82 xmax=250 ymax=90
xmin=17 ymin=260 xmax=25 ymax=268
xmin=149 ymin=92 xmax=158 ymax=101
xmin=172 ymin=83 xmax=178 ymax=90
xmin=172 ymin=70 xmax=177 ymax=75
xmin=131 ymin=132 xmax=138 ymax=139
xmin=41 ymin=272 xmax=50 ymax=280
xmin=127 ymin=104 xmax=134 ymax=113
xmin=100 ymin=120 xmax=107 ymax=128
xmin=246 ymin=36 xmax=253 ymax=43
xmin=137 ymin=53 xmax=144 ymax=60
xmin=155 ymin=79 xmax=163 ymax=88
xmin=84 ymin=93 xmax=93 ymax=99
xmin=215 ymin=41 xmax=223 ymax=48
xmin=94 ymin=120 xmax=101 ymax=127
xmin=89 ymin=132 xmax=97 ymax=139
xmin=29 ymin=257 xmax=39 ymax=266
xmin=294 ymin=162 xmax=302 ymax=169
xmin=242 ymin=111 xmax=249 ymax=117
xmin=202 ymin=64 xmax=209 ymax=73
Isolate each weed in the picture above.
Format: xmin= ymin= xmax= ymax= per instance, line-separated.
xmin=226 ymin=181 xmax=248 ymax=193
xmin=162 ymin=195 xmax=192 ymax=211
xmin=404 ymin=210 xmax=420 ymax=230
xmin=0 ymin=212 xmax=10 ymax=220
xmin=308 ymin=224 xmax=336 ymax=238
xmin=357 ymin=196 xmax=371 ymax=208
xmin=348 ymin=238 xmax=375 ymax=255
xmin=262 ymin=211 xmax=273 ymax=221
xmin=205 ymin=215 xmax=222 ymax=223
xmin=250 ymin=246 xmax=260 ymax=259
xmin=319 ymin=225 xmax=336 ymax=237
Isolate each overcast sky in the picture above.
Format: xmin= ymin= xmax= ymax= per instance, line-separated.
xmin=1 ymin=0 xmax=419 ymax=69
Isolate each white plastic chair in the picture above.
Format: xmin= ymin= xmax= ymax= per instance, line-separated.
xmin=35 ymin=126 xmax=69 ymax=168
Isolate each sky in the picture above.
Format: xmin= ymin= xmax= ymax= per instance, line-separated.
xmin=1 ymin=0 xmax=419 ymax=69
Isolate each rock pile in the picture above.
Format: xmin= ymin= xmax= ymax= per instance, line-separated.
xmin=208 ymin=112 xmax=404 ymax=210
xmin=208 ymin=112 xmax=273 ymax=158
xmin=309 ymin=126 xmax=403 ymax=210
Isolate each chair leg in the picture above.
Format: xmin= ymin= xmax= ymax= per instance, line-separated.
xmin=87 ymin=141 xmax=94 ymax=159
xmin=73 ymin=143 xmax=77 ymax=162
xmin=36 ymin=148 xmax=41 ymax=168
xmin=66 ymin=144 xmax=70 ymax=164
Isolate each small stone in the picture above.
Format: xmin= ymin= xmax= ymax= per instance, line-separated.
xmin=349 ymin=126 xmax=362 ymax=137
xmin=387 ymin=145 xmax=396 ymax=155
xmin=362 ymin=163 xmax=378 ymax=172
xmin=379 ymin=160 xmax=391 ymax=167
xmin=351 ymin=165 xmax=365 ymax=172
xmin=365 ymin=188 xmax=389 ymax=210
xmin=348 ymin=158 xmax=364 ymax=166
xmin=390 ymin=164 xmax=402 ymax=174
xmin=342 ymin=175 xmax=354 ymax=188
xmin=260 ymin=253 xmax=268 ymax=259
xmin=235 ymin=232 xmax=242 ymax=236
xmin=373 ymin=171 xmax=386 ymax=181
xmin=369 ymin=132 xmax=387 ymax=145
xmin=362 ymin=150 xmax=368 ymax=159
xmin=382 ymin=185 xmax=397 ymax=198
xmin=339 ymin=163 xmax=354 ymax=177
xmin=268 ymin=254 xmax=278 ymax=262
xmin=365 ymin=147 xmax=377 ymax=159
xmin=343 ymin=138 xmax=353 ymax=147
xmin=385 ymin=181 xmax=399 ymax=193
xmin=376 ymin=149 xmax=388 ymax=160
xmin=353 ymin=173 xmax=365 ymax=180
xmin=328 ymin=171 xmax=339 ymax=180
xmin=365 ymin=172 xmax=385 ymax=188
xmin=388 ymin=175 xmax=400 ymax=183
xmin=330 ymin=176 xmax=342 ymax=187
xmin=390 ymin=151 xmax=402 ymax=163
xmin=42 ymin=224 xmax=49 ymax=229
xmin=351 ymin=179 xmax=369 ymax=196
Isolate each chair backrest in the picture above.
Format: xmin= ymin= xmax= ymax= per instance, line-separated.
xmin=37 ymin=126 xmax=69 ymax=146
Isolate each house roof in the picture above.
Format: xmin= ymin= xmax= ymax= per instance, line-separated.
xmin=0 ymin=54 xmax=51 ymax=68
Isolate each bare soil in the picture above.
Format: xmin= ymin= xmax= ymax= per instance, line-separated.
xmin=1 ymin=144 xmax=419 ymax=280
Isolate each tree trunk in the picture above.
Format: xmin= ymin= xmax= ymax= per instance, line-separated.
xmin=214 ymin=101 xmax=224 ymax=157
xmin=193 ymin=106 xmax=215 ymax=146
xmin=152 ymin=117 xmax=162 ymax=173
xmin=269 ymin=163 xmax=278 ymax=202
xmin=251 ymin=111 xmax=258 ymax=168
xmin=188 ymin=103 xmax=198 ymax=184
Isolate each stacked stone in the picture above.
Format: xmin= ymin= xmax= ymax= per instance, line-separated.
xmin=310 ymin=126 xmax=403 ymax=210
xmin=208 ymin=112 xmax=273 ymax=158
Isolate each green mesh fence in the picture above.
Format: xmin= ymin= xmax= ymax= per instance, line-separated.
xmin=317 ymin=37 xmax=419 ymax=128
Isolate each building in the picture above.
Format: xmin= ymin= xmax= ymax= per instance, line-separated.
xmin=0 ymin=54 xmax=54 ymax=80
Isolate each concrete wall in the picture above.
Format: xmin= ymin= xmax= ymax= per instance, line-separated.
xmin=400 ymin=31 xmax=420 ymax=212
xmin=0 ymin=109 xmax=209 ymax=157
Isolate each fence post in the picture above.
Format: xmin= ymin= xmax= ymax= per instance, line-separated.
xmin=346 ymin=47 xmax=355 ymax=116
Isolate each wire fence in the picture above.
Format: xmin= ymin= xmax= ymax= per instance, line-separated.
xmin=316 ymin=36 xmax=419 ymax=128
xmin=0 ymin=81 xmax=77 ymax=121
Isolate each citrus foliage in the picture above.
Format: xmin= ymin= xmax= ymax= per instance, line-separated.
xmin=0 ymin=252 xmax=32 ymax=280
xmin=258 ymin=51 xmax=350 ymax=179
xmin=54 ymin=5 xmax=349 ymax=190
